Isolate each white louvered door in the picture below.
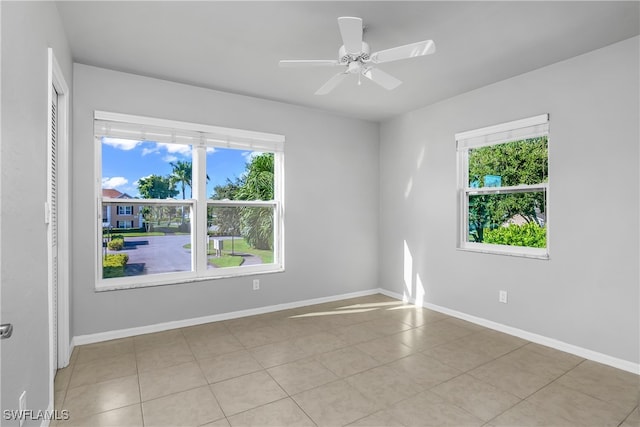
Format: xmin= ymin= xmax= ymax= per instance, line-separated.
xmin=49 ymin=85 xmax=59 ymax=375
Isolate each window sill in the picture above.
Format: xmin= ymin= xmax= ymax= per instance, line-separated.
xmin=457 ymin=243 xmax=549 ymax=260
xmin=95 ymin=266 xmax=285 ymax=292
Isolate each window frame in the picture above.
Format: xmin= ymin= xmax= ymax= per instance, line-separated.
xmin=95 ymin=111 xmax=285 ymax=291
xmin=456 ymin=114 xmax=550 ymax=259
xmin=116 ymin=205 xmax=133 ymax=216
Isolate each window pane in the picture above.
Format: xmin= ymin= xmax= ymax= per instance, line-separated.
xmin=468 ymin=137 xmax=548 ymax=188
xmin=206 ymin=205 xmax=274 ymax=269
xmin=468 ymin=191 xmax=546 ymax=248
xmin=102 ymin=203 xmax=193 ymax=279
xmin=208 ymin=149 xmax=274 ymax=201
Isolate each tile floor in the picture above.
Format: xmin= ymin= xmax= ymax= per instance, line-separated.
xmin=54 ymin=294 xmax=639 ymax=427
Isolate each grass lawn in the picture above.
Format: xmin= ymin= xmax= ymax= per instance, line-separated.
xmin=184 ymin=237 xmax=274 ymax=266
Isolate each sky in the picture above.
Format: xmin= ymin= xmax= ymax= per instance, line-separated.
xmin=101 ymin=137 xmax=256 ymax=199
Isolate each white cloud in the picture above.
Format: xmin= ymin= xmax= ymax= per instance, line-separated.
xmin=102 ymin=138 xmax=140 ymax=151
xmin=141 ymin=146 xmax=158 ymax=156
xmin=140 ymin=142 xmax=192 ymax=160
xmin=102 ymin=176 xmax=128 ymax=188
xmin=159 ymin=142 xmax=192 ymax=155
xmin=241 ymin=151 xmax=262 ymax=162
xmin=206 ymin=147 xmax=216 ymax=154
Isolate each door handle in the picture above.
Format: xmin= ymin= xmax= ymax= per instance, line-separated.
xmin=0 ymin=323 xmax=13 ymax=339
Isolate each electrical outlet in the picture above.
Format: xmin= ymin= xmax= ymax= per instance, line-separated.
xmin=19 ymin=391 xmax=26 ymax=427
xmin=253 ymin=279 xmax=260 ymax=290
xmin=499 ymin=290 xmax=508 ymax=304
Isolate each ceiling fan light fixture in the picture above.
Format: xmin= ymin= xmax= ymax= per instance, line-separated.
xmin=279 ymin=16 xmax=435 ymax=95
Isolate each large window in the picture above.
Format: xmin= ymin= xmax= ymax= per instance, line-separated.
xmin=456 ymin=114 xmax=549 ymax=259
xmin=96 ymin=111 xmax=284 ymax=289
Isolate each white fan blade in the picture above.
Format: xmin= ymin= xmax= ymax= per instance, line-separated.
xmin=279 ymin=60 xmax=341 ymax=67
xmin=315 ymin=72 xmax=348 ymax=95
xmin=362 ymin=68 xmax=402 ymax=90
xmin=370 ymin=40 xmax=435 ymax=64
xmin=338 ymin=17 xmax=363 ymax=55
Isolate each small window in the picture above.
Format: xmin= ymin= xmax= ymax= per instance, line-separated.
xmin=96 ymin=111 xmax=285 ymax=289
xmin=456 ymin=114 xmax=549 ymax=259
xmin=116 ymin=205 xmax=133 ymax=215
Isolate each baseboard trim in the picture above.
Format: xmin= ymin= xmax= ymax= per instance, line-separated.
xmin=378 ymin=288 xmax=639 ymax=375
xmin=72 ymin=288 xmax=379 ymax=346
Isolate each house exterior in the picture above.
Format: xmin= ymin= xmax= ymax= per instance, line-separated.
xmin=102 ymin=188 xmax=143 ymax=229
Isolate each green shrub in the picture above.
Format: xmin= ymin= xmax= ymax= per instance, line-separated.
xmin=103 ymin=253 xmax=129 ymax=278
xmin=483 ymin=222 xmax=546 ymax=248
xmin=107 ymin=237 xmax=124 ymax=251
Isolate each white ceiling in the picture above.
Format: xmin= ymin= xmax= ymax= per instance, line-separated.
xmin=56 ymin=1 xmax=639 ymax=122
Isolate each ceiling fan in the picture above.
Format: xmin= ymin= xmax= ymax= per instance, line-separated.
xmin=279 ymin=16 xmax=435 ymax=95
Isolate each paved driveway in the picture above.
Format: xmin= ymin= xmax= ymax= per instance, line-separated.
xmin=107 ymin=234 xmax=262 ymax=275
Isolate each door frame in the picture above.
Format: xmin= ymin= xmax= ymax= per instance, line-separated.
xmin=47 ymin=48 xmax=70 ymax=381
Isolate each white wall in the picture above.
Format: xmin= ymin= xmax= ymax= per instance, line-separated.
xmin=72 ymin=64 xmax=379 ymax=336
xmin=379 ymin=37 xmax=639 ymax=365
xmin=0 ymin=1 xmax=73 ymax=422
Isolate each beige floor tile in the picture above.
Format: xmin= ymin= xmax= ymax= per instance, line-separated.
xmin=526 ymin=382 xmax=630 ymax=427
xmin=268 ymin=317 xmax=324 ymax=338
xmin=496 ymin=345 xmax=577 ymax=380
xmin=388 ymin=391 xmax=484 ymax=427
xmin=468 ymin=355 xmax=557 ymax=399
xmin=224 ymin=313 xmax=275 ymax=334
xmin=347 ymin=409 xmax=406 ymax=426
xmin=292 ymin=379 xmax=380 ymax=427
xmin=69 ymin=346 xmax=79 ymax=365
xmin=555 ymin=360 xmax=639 ymax=412
xmin=621 ymin=406 xmax=639 ymax=427
xmin=421 ymin=318 xmax=478 ymax=342
xmin=181 ymin=321 xmax=231 ymax=341
xmin=293 ymin=331 xmax=347 ymax=355
xmin=360 ymin=317 xmax=413 ymax=335
xmin=249 ymin=340 xmax=311 ymax=368
xmin=138 ymin=360 xmax=208 ymax=401
xmin=58 ymin=403 xmax=143 ymax=427
xmin=231 ymin=325 xmax=288 ymax=348
xmin=61 ymin=295 xmax=637 ymax=427
xmin=68 ymin=352 xmax=137 ymax=388
xmin=198 ymin=350 xmax=263 ymax=384
xmin=135 ymin=341 xmax=195 ymax=372
xmin=522 ymin=342 xmax=584 ymax=368
xmin=75 ymin=338 xmax=135 ymax=365
xmin=346 ymin=365 xmax=423 ymax=406
xmin=387 ymin=353 xmax=461 ymax=388
xmin=356 ymin=335 xmax=414 ymax=363
xmin=55 ymin=365 xmax=73 ymax=392
xmin=316 ymin=346 xmax=381 ymax=377
xmin=186 ymin=333 xmax=244 ymax=360
xmin=424 ymin=331 xmax=525 ymax=372
xmin=227 ymin=397 xmax=315 ymax=427
xmin=382 ymin=306 xmax=450 ymax=327
xmin=268 ymin=358 xmax=338 ymax=395
xmin=201 ymin=418 xmax=231 ymax=427
xmin=133 ymin=329 xmax=187 ymax=353
xmin=430 ymin=374 xmax=521 ymax=421
xmin=392 ymin=327 xmax=453 ymax=351
xmin=142 ymin=385 xmax=224 ymax=427
xmin=331 ymin=322 xmax=386 ymax=345
xmin=489 ymin=400 xmax=581 ymax=427
xmin=54 ymin=388 xmax=66 ymax=411
xmin=210 ymin=371 xmax=287 ymax=416
xmin=63 ymin=375 xmax=140 ymax=420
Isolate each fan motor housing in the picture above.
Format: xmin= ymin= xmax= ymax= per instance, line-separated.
xmin=339 ymin=42 xmax=370 ymax=63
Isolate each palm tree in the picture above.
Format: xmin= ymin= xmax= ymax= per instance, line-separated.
xmin=169 ymin=160 xmax=192 ymax=200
